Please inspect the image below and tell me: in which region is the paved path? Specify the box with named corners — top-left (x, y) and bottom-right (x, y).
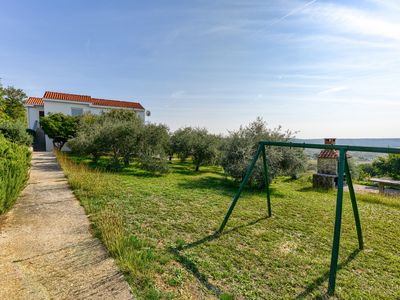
top-left (345, 184), bottom-right (400, 196)
top-left (0, 152), bottom-right (133, 299)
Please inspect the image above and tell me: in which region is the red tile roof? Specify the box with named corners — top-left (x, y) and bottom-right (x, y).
top-left (92, 98), bottom-right (144, 109)
top-left (43, 91), bottom-right (91, 102)
top-left (318, 150), bottom-right (339, 159)
top-left (26, 97), bottom-right (44, 105)
top-left (318, 149), bottom-right (351, 159)
top-left (26, 91), bottom-right (144, 110)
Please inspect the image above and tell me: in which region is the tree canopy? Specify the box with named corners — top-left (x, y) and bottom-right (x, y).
top-left (221, 117), bottom-right (306, 188)
top-left (40, 113), bottom-right (78, 150)
top-left (0, 83), bottom-right (31, 146)
top-left (0, 85), bottom-right (27, 122)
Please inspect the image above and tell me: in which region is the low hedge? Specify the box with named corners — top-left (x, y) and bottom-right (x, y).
top-left (0, 135), bottom-right (31, 214)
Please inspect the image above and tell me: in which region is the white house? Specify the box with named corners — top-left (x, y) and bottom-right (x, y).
top-left (25, 91), bottom-right (145, 151)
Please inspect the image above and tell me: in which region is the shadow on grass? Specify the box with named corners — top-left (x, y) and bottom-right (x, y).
top-left (172, 215), bottom-right (361, 298)
top-left (169, 248), bottom-right (224, 296)
top-left (169, 216), bottom-right (270, 296)
top-left (295, 248), bottom-right (361, 299)
top-left (177, 176), bottom-right (286, 198)
top-left (297, 186), bottom-right (334, 194)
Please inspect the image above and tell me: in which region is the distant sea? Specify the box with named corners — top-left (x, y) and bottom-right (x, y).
top-left (294, 138), bottom-right (400, 162)
top-left (295, 138), bottom-right (400, 148)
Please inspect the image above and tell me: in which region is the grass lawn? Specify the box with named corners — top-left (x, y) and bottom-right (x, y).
top-left (57, 153), bottom-right (400, 299)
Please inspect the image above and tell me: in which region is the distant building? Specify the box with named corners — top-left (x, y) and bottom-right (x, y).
top-left (25, 91), bottom-right (145, 151)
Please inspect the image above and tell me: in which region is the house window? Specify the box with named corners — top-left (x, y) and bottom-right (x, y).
top-left (39, 111), bottom-right (45, 117)
top-left (71, 108), bottom-right (83, 116)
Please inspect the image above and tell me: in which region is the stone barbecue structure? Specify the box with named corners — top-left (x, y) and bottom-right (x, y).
top-left (313, 138), bottom-right (345, 189)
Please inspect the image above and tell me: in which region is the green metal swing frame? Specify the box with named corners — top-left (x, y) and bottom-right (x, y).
top-left (218, 141), bottom-right (400, 295)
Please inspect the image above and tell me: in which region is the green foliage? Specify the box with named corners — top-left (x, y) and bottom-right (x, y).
top-left (170, 127), bottom-right (194, 162)
top-left (221, 117), bottom-right (306, 188)
top-left (139, 155), bottom-right (170, 174)
top-left (0, 85), bottom-right (27, 122)
top-left (40, 113), bottom-right (78, 150)
top-left (0, 119), bottom-right (32, 146)
top-left (67, 114), bottom-right (103, 162)
top-left (69, 110), bottom-right (140, 168)
top-left (0, 135), bottom-right (31, 214)
top-left (387, 154), bottom-right (400, 179)
top-left (139, 123), bottom-right (170, 173)
top-left (170, 127), bottom-right (220, 171)
top-left (70, 110), bottom-right (170, 172)
top-left (359, 154), bottom-right (400, 180)
top-left (103, 112), bottom-right (142, 168)
top-left (189, 128), bottom-right (220, 171)
top-left (0, 83), bottom-right (31, 214)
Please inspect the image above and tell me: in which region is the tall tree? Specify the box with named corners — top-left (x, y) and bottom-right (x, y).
top-left (190, 128), bottom-right (220, 171)
top-left (0, 85), bottom-right (27, 122)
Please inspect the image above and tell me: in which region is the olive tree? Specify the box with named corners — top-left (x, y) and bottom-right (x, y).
top-left (69, 109), bottom-right (143, 168)
top-left (189, 128), bottom-right (220, 171)
top-left (221, 117), bottom-right (306, 188)
top-left (138, 123), bottom-right (170, 173)
top-left (170, 127), bottom-right (193, 162)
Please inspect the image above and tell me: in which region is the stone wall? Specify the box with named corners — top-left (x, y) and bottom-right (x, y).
top-left (313, 174), bottom-right (336, 189)
top-left (317, 158), bottom-right (338, 175)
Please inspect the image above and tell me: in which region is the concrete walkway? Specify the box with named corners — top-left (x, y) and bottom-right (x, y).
top-left (0, 152), bottom-right (133, 299)
top-left (345, 183), bottom-right (400, 196)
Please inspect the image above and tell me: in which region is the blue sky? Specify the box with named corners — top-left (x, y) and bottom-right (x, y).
top-left (1, 0), bottom-right (399, 138)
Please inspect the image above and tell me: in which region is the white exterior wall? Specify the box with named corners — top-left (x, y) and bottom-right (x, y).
top-left (27, 106), bottom-right (43, 129)
top-left (44, 100), bottom-right (104, 116)
top-left (136, 110), bottom-right (145, 121)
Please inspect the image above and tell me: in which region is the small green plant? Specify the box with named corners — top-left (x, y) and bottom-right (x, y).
top-left (167, 268), bottom-right (184, 286)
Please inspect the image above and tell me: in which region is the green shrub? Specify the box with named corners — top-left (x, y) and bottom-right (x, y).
top-left (0, 135), bottom-right (31, 214)
top-left (139, 155), bottom-right (169, 174)
top-left (0, 120), bottom-right (32, 146)
top-left (359, 155), bottom-right (400, 180)
top-left (40, 113), bottom-right (78, 150)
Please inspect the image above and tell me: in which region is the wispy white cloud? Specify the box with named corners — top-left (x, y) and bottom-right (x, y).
top-left (170, 90), bottom-right (186, 98)
top-left (302, 2), bottom-right (400, 41)
top-left (367, 0), bottom-right (400, 11)
top-left (318, 86), bottom-right (349, 95)
top-left (269, 0), bottom-right (317, 27)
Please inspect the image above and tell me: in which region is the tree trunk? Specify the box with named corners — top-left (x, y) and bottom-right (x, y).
top-left (123, 155), bottom-right (130, 167)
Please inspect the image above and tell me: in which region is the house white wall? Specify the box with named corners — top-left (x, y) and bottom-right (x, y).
top-left (27, 106), bottom-right (43, 129)
top-left (43, 100), bottom-right (104, 116)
